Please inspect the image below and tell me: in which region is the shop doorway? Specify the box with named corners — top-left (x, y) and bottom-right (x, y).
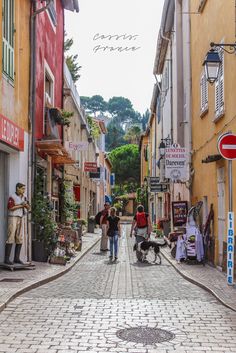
top-left (0, 152), bottom-right (8, 262)
top-left (217, 167), bottom-right (225, 267)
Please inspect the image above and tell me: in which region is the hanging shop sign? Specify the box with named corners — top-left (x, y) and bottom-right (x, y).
top-left (165, 144), bottom-right (187, 181)
top-left (172, 201), bottom-right (188, 226)
top-left (0, 114), bottom-right (24, 151)
top-left (89, 167), bottom-right (100, 179)
top-left (65, 141), bottom-right (88, 152)
top-left (149, 177), bottom-right (168, 192)
top-left (84, 162), bottom-right (97, 172)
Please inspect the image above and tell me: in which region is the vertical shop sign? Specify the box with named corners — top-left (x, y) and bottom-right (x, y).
top-left (227, 212), bottom-right (234, 285)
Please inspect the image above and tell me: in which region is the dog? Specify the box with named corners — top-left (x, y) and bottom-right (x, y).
top-left (133, 240), bottom-right (167, 264)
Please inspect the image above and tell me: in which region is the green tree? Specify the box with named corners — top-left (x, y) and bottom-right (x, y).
top-left (141, 109), bottom-right (150, 131)
top-left (81, 95), bottom-right (107, 116)
top-left (109, 144), bottom-right (140, 187)
top-left (64, 34), bottom-right (81, 83)
top-left (107, 96), bottom-right (136, 124)
top-left (105, 121), bottom-right (126, 151)
top-left (124, 126), bottom-right (141, 144)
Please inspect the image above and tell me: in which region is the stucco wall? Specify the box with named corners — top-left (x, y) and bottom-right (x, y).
top-left (190, 0), bottom-right (236, 266)
top-left (0, 0), bottom-right (30, 131)
top-left (35, 0), bottom-right (64, 139)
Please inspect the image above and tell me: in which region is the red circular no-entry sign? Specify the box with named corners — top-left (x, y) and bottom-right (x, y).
top-left (218, 133), bottom-right (236, 160)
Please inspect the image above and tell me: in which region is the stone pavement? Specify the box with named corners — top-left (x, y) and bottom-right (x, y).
top-left (0, 229), bottom-right (101, 312)
top-left (161, 244), bottom-right (236, 312)
top-left (0, 224), bottom-right (235, 353)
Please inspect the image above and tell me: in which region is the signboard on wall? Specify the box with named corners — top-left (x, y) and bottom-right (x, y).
top-left (84, 162), bottom-right (97, 172)
top-left (0, 114), bottom-right (24, 151)
top-left (165, 144), bottom-right (187, 181)
top-left (172, 201), bottom-right (188, 226)
top-left (65, 141), bottom-right (88, 152)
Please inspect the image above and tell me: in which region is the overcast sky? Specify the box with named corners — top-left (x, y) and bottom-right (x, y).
top-left (65, 0), bottom-right (165, 114)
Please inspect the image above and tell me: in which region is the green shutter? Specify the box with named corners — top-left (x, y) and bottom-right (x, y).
top-left (2, 0), bottom-right (14, 81)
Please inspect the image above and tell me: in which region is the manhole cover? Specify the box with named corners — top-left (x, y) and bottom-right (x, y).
top-left (0, 278), bottom-right (24, 282)
top-left (116, 326), bottom-right (175, 345)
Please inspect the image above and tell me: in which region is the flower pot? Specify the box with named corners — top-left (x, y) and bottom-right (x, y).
top-left (88, 218), bottom-right (95, 233)
top-left (32, 240), bottom-right (49, 262)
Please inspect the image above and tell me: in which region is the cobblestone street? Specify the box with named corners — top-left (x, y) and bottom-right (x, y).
top-left (0, 224), bottom-right (236, 353)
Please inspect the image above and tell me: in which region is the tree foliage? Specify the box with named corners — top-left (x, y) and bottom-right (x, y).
top-left (80, 94), bottom-right (149, 150)
top-left (109, 144), bottom-right (140, 186)
top-left (64, 34), bottom-right (81, 83)
top-left (105, 121), bottom-right (126, 151)
top-left (124, 126), bottom-right (141, 145)
top-left (80, 95), bottom-right (107, 116)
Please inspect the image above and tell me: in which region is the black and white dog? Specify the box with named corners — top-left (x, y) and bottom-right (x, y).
top-left (133, 240), bottom-right (167, 264)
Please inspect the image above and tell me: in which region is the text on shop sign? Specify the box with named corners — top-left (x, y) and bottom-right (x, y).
top-left (0, 114), bottom-right (24, 151)
top-left (227, 212), bottom-right (234, 285)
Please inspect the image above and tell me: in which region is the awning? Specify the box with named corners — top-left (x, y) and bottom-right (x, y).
top-left (36, 139), bottom-right (75, 164)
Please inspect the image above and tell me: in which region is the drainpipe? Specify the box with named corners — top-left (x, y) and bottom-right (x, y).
top-left (29, 0), bottom-right (54, 245)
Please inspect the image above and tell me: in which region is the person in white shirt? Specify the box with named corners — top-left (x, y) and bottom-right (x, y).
top-left (5, 183), bottom-right (30, 265)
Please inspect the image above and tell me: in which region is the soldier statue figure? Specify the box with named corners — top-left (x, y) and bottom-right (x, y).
top-left (5, 183), bottom-right (30, 265)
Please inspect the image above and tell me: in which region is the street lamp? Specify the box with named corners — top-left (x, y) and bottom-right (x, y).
top-left (203, 42), bottom-right (236, 84)
top-left (203, 49), bottom-right (221, 84)
top-left (159, 141), bottom-right (166, 158)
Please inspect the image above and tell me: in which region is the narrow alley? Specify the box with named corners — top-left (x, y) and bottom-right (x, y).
top-left (0, 224), bottom-right (235, 353)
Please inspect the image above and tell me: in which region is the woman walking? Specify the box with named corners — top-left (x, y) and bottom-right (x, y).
top-left (106, 207), bottom-right (121, 262)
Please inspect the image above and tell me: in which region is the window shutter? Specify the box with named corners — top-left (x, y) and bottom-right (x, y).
top-left (2, 0), bottom-right (14, 81)
top-left (215, 49), bottom-right (224, 118)
top-left (48, 1), bottom-right (57, 26)
top-left (200, 71), bottom-right (208, 113)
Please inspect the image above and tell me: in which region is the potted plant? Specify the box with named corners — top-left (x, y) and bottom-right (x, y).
top-left (31, 172), bottom-right (57, 262)
top-left (87, 215), bottom-right (95, 233)
top-left (49, 108), bottom-right (73, 127)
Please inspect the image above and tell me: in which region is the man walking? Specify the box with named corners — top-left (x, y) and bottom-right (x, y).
top-left (100, 202), bottom-right (111, 252)
top-left (5, 183), bottom-right (30, 265)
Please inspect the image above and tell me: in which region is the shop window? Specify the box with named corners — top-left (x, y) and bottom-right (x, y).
top-left (215, 48), bottom-right (224, 120)
top-left (52, 197), bottom-right (59, 223)
top-left (200, 71), bottom-right (208, 115)
top-left (2, 0), bottom-right (14, 82)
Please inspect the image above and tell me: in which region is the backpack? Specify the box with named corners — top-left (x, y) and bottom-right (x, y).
top-left (136, 212), bottom-right (148, 228)
top-left (95, 211), bottom-right (102, 225)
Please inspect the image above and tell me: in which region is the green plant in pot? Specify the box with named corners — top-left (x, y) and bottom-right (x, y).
top-left (32, 171), bottom-right (57, 261)
top-left (61, 180), bottom-right (78, 226)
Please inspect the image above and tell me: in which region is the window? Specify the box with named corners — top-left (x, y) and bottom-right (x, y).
top-left (44, 62), bottom-right (54, 134)
top-left (200, 71), bottom-right (208, 115)
top-left (162, 63), bottom-right (169, 94)
top-left (215, 48), bottom-right (224, 120)
top-left (47, 0), bottom-right (57, 27)
top-left (2, 0), bottom-right (14, 81)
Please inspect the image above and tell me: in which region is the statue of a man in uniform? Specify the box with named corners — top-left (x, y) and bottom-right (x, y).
top-left (5, 183), bottom-right (30, 265)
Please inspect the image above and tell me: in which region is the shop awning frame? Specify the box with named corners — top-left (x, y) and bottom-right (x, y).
top-left (36, 139), bottom-right (75, 164)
